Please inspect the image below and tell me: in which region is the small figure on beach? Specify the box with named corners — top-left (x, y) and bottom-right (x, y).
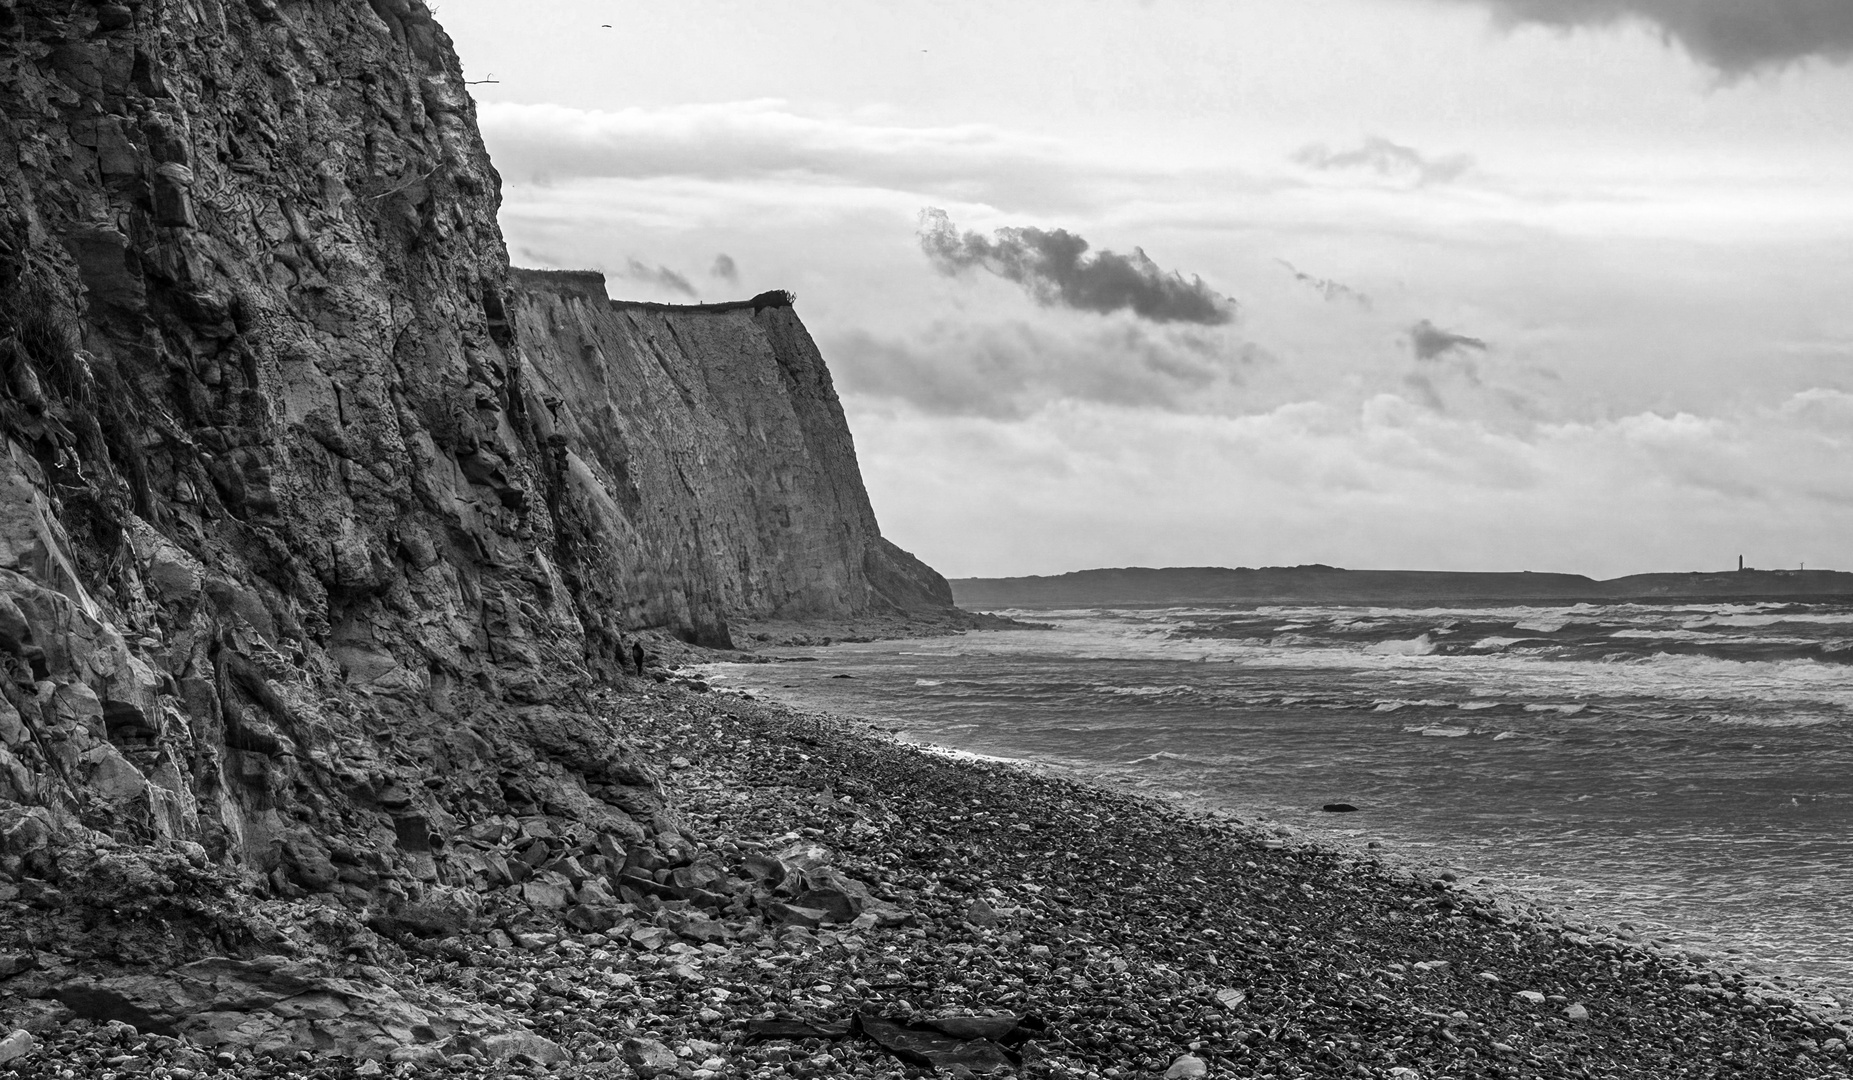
top-left (632, 640), bottom-right (647, 677)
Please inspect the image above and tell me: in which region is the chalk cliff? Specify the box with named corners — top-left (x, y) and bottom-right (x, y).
top-left (507, 270), bottom-right (953, 655)
top-left (0, 0), bottom-right (951, 1058)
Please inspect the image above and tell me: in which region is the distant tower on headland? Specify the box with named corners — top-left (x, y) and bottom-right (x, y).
top-left (1737, 555), bottom-right (1744, 571)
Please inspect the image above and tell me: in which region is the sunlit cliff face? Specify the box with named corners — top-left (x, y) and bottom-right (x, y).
top-left (441, 0), bottom-right (1853, 578)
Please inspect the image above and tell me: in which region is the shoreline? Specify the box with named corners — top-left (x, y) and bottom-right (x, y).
top-left (669, 678), bottom-right (1853, 1074)
top-left (749, 683), bottom-right (1853, 1029)
top-left (701, 625), bottom-right (1853, 1016)
top-left (686, 685), bottom-right (1853, 1074)
top-left (7, 679), bottom-right (1848, 1077)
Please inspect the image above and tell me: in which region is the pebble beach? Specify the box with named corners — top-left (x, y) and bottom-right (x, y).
top-left (5, 678), bottom-right (1850, 1079)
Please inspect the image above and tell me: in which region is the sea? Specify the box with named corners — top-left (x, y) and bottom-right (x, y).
top-left (701, 600), bottom-right (1853, 1008)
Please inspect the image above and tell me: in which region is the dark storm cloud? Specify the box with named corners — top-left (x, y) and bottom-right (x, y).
top-left (619, 258), bottom-right (697, 297)
top-left (710, 254), bottom-right (739, 282)
top-left (826, 321), bottom-right (1257, 419)
top-left (917, 209), bottom-right (1236, 326)
top-left (1437, 0), bottom-right (1853, 72)
top-left (1278, 260), bottom-right (1373, 309)
top-left (1410, 319), bottom-right (1489, 360)
top-left (1292, 137), bottom-right (1474, 185)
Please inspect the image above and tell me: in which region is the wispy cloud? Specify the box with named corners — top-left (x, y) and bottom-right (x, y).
top-left (853, 389), bottom-right (1853, 578)
top-left (917, 209), bottom-right (1237, 325)
top-left (1278, 260), bottom-right (1373, 308)
top-left (618, 258), bottom-right (697, 297)
top-left (1431, 0), bottom-right (1853, 73)
top-left (1292, 136), bottom-right (1474, 186)
top-left (1410, 319), bottom-right (1489, 360)
top-left (477, 100), bottom-right (1092, 210)
top-left (827, 320), bottom-right (1255, 419)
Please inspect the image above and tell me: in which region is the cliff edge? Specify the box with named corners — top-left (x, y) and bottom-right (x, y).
top-left (0, 0), bottom-right (953, 1061)
top-left (508, 268), bottom-right (953, 655)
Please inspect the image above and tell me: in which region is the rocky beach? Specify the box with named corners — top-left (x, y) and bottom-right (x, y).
top-left (7, 670), bottom-right (1848, 1079)
top-left (2, 1), bottom-right (1849, 1078)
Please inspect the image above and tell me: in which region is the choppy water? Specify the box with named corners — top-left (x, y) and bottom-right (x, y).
top-left (703, 601), bottom-right (1853, 1005)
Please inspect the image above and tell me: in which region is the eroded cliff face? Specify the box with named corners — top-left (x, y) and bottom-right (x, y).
top-left (0, 0), bottom-right (951, 1058)
top-left (509, 270), bottom-right (952, 655)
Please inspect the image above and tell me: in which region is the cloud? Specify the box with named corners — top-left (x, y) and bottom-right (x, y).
top-left (1432, 0), bottom-right (1853, 73)
top-left (1278, 260), bottom-right (1372, 309)
top-left (826, 321), bottom-right (1257, 419)
top-left (1409, 319), bottom-right (1489, 360)
top-left (1292, 136), bottom-right (1474, 185)
top-left (917, 208), bottom-right (1237, 325)
top-left (477, 100), bottom-right (1094, 211)
top-left (853, 390), bottom-right (1853, 579)
top-left (618, 258), bottom-right (696, 297)
top-left (710, 254), bottom-right (739, 282)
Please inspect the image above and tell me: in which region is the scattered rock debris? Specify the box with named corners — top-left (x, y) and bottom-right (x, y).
top-left (4, 685), bottom-right (1849, 1078)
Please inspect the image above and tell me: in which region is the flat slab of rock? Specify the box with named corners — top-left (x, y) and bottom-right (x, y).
top-left (49, 956), bottom-right (565, 1064)
top-left (855, 1013), bottom-right (1029, 1072)
top-left (744, 1018), bottom-right (854, 1041)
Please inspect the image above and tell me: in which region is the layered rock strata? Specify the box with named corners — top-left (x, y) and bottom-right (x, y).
top-left (0, 0), bottom-right (954, 1060)
top-left (507, 269), bottom-right (953, 653)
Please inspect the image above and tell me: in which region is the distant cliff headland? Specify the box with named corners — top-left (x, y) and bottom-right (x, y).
top-left (953, 565), bottom-right (1853, 607)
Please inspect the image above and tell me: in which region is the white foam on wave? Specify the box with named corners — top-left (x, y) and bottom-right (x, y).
top-left (1708, 711), bottom-right (1849, 729)
top-left (1374, 699), bottom-right (1451, 712)
top-left (1364, 634), bottom-right (1436, 656)
top-left (902, 740), bottom-right (1030, 767)
top-left (1269, 633), bottom-right (1321, 647)
top-left (914, 678), bottom-right (944, 687)
top-left (1471, 636), bottom-right (1531, 650)
top-left (1406, 725), bottom-right (1475, 738)
top-left (1683, 612), bottom-right (1853, 629)
top-left (1610, 629), bottom-right (1823, 646)
top-left (1126, 750), bottom-right (1196, 764)
top-left (776, 605), bottom-right (1853, 719)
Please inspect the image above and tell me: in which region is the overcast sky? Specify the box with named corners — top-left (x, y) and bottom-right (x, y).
top-left (436, 0), bottom-right (1853, 579)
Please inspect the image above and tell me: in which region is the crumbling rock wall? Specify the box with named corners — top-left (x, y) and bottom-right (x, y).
top-left (0, 0), bottom-right (953, 1058)
top-left (0, 0), bottom-right (649, 902)
top-left (508, 269), bottom-right (954, 658)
